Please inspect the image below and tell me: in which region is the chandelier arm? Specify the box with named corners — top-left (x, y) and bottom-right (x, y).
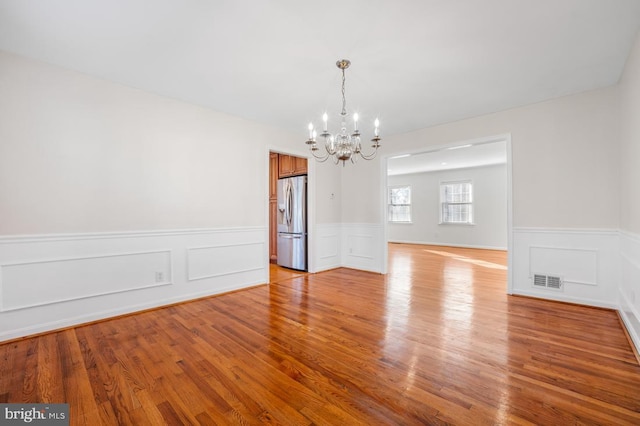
top-left (310, 149), bottom-right (331, 162)
top-left (358, 146), bottom-right (380, 160)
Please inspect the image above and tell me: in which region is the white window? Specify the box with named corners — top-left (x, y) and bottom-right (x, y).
top-left (388, 186), bottom-right (411, 223)
top-left (440, 181), bottom-right (473, 224)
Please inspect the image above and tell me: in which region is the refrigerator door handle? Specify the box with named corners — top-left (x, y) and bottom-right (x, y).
top-left (279, 233), bottom-right (302, 239)
top-left (285, 180), bottom-right (293, 226)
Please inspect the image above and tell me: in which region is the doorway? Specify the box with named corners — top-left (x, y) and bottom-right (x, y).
top-left (268, 151), bottom-right (309, 281)
top-left (383, 135), bottom-right (512, 292)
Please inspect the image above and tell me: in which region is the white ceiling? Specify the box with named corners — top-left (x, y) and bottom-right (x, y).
top-left (387, 140), bottom-right (507, 176)
top-left (1, 1), bottom-right (639, 137)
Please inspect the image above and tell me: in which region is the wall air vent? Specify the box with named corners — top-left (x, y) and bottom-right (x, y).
top-left (532, 274), bottom-right (563, 291)
top-left (533, 274), bottom-right (547, 287)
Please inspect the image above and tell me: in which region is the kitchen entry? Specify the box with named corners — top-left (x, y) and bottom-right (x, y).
top-left (269, 153), bottom-right (308, 271)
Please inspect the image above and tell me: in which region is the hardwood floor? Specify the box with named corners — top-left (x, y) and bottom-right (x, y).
top-left (2, 243), bottom-right (640, 425)
top-left (269, 263), bottom-right (307, 283)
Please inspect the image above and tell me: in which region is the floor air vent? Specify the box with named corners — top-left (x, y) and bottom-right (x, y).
top-left (533, 274), bottom-right (563, 290)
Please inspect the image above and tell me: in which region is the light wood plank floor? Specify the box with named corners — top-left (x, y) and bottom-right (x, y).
top-left (2, 243), bottom-right (640, 425)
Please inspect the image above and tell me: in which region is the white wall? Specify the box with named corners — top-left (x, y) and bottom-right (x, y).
top-left (0, 50), bottom-right (305, 235)
top-left (348, 86), bottom-right (620, 229)
top-left (620, 33), bottom-right (640, 236)
top-left (313, 159), bottom-right (343, 224)
top-left (388, 164), bottom-right (507, 249)
top-left (618, 31), bottom-right (640, 351)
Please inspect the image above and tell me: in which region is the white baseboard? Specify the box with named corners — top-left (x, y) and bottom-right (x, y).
top-left (511, 289), bottom-right (619, 310)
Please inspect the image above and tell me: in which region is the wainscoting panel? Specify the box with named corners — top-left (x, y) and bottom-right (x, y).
top-left (1, 250), bottom-right (171, 311)
top-left (314, 224), bottom-right (341, 272)
top-left (187, 242), bottom-right (263, 282)
top-left (529, 246), bottom-right (598, 286)
top-left (341, 223), bottom-right (384, 273)
top-left (0, 227), bottom-right (267, 341)
top-left (620, 231), bottom-right (640, 354)
top-left (347, 234), bottom-right (374, 259)
top-left (512, 228), bottom-right (619, 308)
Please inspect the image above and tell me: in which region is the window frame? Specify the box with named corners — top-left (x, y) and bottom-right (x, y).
top-left (388, 185), bottom-right (412, 223)
top-left (439, 180), bottom-right (474, 225)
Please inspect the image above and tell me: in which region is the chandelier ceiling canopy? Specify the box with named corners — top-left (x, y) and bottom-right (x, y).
top-left (305, 59), bottom-right (381, 165)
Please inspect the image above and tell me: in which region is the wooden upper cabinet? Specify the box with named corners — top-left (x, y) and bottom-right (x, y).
top-left (278, 154), bottom-right (307, 178)
top-left (278, 154), bottom-right (294, 178)
top-left (293, 156), bottom-right (308, 176)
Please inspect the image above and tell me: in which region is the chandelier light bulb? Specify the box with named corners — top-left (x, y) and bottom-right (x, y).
top-left (308, 122), bottom-right (313, 139)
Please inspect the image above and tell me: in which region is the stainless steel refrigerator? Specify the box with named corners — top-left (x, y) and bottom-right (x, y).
top-left (277, 175), bottom-right (307, 271)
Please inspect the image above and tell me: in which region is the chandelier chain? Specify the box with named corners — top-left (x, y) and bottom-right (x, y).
top-left (341, 68), bottom-right (347, 116)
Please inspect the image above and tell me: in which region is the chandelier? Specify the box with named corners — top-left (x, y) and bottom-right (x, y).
top-left (305, 59), bottom-right (381, 165)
